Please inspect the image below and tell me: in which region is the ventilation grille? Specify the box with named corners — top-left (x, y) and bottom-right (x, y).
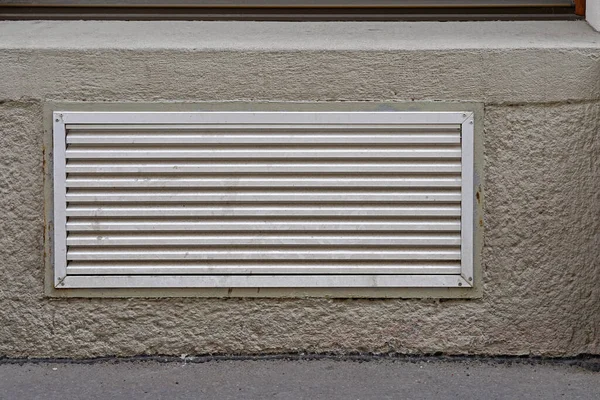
top-left (53, 111), bottom-right (474, 288)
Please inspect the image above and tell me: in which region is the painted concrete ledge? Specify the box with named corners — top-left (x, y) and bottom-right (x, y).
top-left (0, 21), bottom-right (599, 104)
top-left (0, 20), bottom-right (599, 51)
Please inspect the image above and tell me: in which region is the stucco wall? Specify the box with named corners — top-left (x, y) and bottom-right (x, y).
top-left (0, 21), bottom-right (598, 358)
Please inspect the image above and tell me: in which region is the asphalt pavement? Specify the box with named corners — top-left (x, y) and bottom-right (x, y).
top-left (0, 357), bottom-right (598, 399)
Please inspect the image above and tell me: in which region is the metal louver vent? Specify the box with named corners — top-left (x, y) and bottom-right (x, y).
top-left (52, 111), bottom-right (474, 289)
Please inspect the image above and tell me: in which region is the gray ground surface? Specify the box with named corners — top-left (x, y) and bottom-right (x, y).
top-left (0, 358), bottom-right (598, 399)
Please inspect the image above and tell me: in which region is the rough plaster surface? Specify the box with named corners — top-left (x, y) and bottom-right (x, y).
top-left (0, 21), bottom-right (598, 358)
top-left (1, 49), bottom-right (600, 105)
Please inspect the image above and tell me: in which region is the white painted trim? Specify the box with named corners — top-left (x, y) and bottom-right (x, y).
top-left (61, 275), bottom-right (471, 289)
top-left (52, 112), bottom-right (67, 287)
top-left (587, 0), bottom-right (600, 31)
top-left (460, 114), bottom-right (475, 286)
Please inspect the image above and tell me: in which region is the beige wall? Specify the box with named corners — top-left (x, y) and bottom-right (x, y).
top-left (0, 21), bottom-right (598, 358)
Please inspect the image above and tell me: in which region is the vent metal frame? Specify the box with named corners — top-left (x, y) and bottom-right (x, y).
top-left (52, 110), bottom-right (474, 290)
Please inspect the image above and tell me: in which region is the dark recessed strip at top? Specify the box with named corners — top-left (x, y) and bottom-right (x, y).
top-left (0, 0), bottom-right (579, 20)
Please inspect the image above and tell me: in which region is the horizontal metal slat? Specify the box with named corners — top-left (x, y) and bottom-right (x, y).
top-left (66, 263), bottom-right (462, 275)
top-left (65, 161), bottom-right (462, 174)
top-left (65, 190), bottom-right (462, 203)
top-left (65, 176), bottom-right (461, 188)
top-left (61, 112), bottom-right (469, 125)
top-left (66, 133), bottom-right (460, 145)
top-left (66, 233), bottom-right (462, 246)
top-left (66, 219), bottom-right (461, 231)
top-left (65, 205), bottom-right (461, 217)
top-left (66, 249), bottom-right (462, 261)
top-left (65, 124), bottom-right (461, 131)
top-left (65, 146), bottom-right (462, 159)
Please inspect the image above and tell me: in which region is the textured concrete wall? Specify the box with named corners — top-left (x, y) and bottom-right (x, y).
top-left (0, 21), bottom-right (598, 358)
